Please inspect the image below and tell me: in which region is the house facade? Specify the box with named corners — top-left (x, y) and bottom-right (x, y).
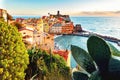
top-left (0, 9), bottom-right (7, 22)
top-left (46, 11), bottom-right (74, 34)
top-left (19, 27), bottom-right (34, 44)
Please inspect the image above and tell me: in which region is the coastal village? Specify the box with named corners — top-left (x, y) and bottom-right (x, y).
top-left (1, 8), bottom-right (120, 64)
top-left (1, 8), bottom-right (120, 66)
top-left (0, 9), bottom-right (83, 67)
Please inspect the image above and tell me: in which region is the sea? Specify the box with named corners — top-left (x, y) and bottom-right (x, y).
top-left (13, 16), bottom-right (120, 68)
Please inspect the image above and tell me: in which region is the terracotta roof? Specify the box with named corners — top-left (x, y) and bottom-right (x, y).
top-left (18, 27), bottom-right (34, 32)
top-left (53, 50), bottom-right (69, 61)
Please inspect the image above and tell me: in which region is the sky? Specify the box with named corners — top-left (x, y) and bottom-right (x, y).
top-left (1, 0), bottom-right (120, 16)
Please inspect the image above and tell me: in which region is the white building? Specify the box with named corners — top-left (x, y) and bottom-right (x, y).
top-left (49, 23), bottom-right (62, 34)
top-left (19, 27), bottom-right (34, 44)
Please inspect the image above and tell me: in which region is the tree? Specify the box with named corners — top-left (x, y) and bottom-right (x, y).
top-left (7, 13), bottom-right (13, 20)
top-left (25, 48), bottom-right (71, 80)
top-left (12, 22), bottom-right (23, 29)
top-left (0, 21), bottom-right (29, 80)
top-left (0, 18), bottom-right (4, 22)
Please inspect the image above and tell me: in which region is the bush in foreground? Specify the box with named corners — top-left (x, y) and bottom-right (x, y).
top-left (25, 48), bottom-right (71, 80)
top-left (0, 21), bottom-right (29, 80)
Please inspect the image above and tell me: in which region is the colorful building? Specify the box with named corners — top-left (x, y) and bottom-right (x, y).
top-left (19, 27), bottom-right (34, 44)
top-left (49, 22), bottom-right (62, 34)
top-left (61, 22), bottom-right (74, 34)
top-left (0, 9), bottom-right (7, 22)
top-left (47, 11), bottom-right (74, 34)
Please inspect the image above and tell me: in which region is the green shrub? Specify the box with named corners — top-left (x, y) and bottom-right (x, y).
top-left (0, 18), bottom-right (4, 22)
top-left (25, 48), bottom-right (71, 80)
top-left (0, 21), bottom-right (29, 80)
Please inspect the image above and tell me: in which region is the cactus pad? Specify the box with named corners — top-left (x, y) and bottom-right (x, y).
top-left (87, 36), bottom-right (111, 72)
top-left (71, 45), bottom-right (96, 73)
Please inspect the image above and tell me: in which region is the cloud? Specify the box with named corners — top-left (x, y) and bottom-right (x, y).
top-left (72, 11), bottom-right (120, 16)
top-left (115, 11), bottom-right (120, 14)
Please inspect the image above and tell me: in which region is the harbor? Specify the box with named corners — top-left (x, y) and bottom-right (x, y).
top-left (62, 31), bottom-right (120, 45)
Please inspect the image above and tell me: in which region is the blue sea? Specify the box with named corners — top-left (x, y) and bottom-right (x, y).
top-left (71, 17), bottom-right (120, 39)
top-left (14, 16), bottom-right (120, 68)
top-left (56, 17), bottom-right (120, 68)
top-left (14, 16), bottom-right (120, 39)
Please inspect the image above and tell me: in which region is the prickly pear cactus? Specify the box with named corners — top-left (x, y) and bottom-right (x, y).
top-left (71, 35), bottom-right (120, 80)
top-left (87, 36), bottom-right (111, 72)
top-left (108, 43), bottom-right (120, 56)
top-left (89, 71), bottom-right (102, 80)
top-left (71, 45), bottom-right (96, 74)
top-left (73, 71), bottom-right (89, 80)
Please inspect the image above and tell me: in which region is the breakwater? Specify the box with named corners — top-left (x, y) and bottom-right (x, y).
top-left (61, 31), bottom-right (120, 45)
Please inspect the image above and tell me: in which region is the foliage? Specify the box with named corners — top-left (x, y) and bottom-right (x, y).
top-left (71, 45), bottom-right (96, 74)
top-left (0, 18), bottom-right (4, 22)
top-left (87, 36), bottom-right (111, 73)
top-left (71, 35), bottom-right (120, 80)
top-left (25, 48), bottom-right (71, 80)
top-left (108, 43), bottom-right (120, 56)
top-left (73, 71), bottom-right (89, 80)
top-left (11, 22), bottom-right (23, 29)
top-left (7, 13), bottom-right (13, 20)
top-left (0, 21), bottom-right (29, 80)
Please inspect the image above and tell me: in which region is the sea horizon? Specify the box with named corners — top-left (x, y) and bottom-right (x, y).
top-left (13, 15), bottom-right (120, 18)
top-left (13, 15), bottom-right (120, 39)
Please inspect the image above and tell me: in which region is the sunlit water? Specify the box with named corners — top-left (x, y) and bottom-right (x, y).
top-left (71, 17), bottom-right (120, 39)
top-left (55, 17), bottom-right (120, 68)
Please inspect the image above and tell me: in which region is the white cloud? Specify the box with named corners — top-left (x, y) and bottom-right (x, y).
top-left (67, 0), bottom-right (120, 12)
top-left (2, 0), bottom-right (120, 15)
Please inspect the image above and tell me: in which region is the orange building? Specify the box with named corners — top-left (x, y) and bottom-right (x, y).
top-left (61, 22), bottom-right (74, 34)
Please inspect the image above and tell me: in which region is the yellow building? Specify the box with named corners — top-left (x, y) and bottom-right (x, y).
top-left (37, 18), bottom-right (44, 32)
